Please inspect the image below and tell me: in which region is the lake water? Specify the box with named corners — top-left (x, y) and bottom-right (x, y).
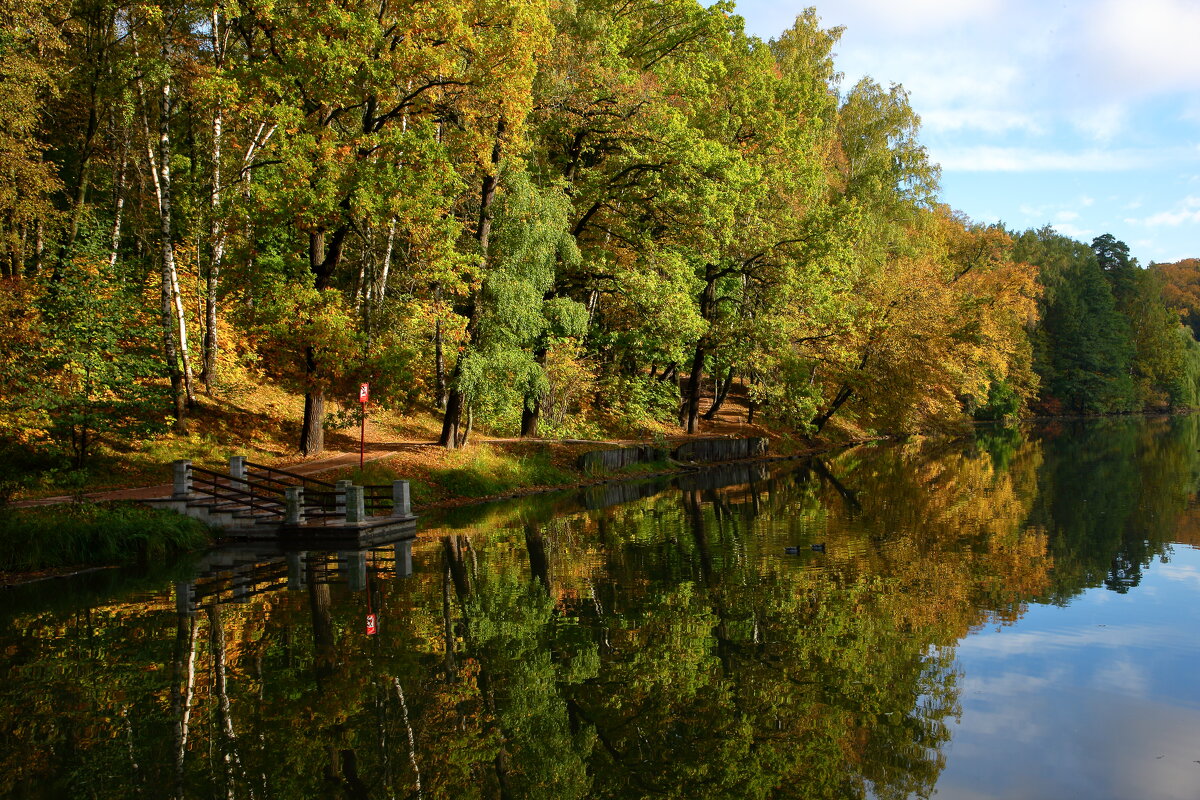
top-left (3, 417), bottom-right (1200, 799)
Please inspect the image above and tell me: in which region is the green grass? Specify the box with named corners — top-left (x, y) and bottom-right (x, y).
top-left (0, 502), bottom-right (212, 572)
top-left (432, 449), bottom-right (573, 498)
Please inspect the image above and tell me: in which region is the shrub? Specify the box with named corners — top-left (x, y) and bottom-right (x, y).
top-left (0, 502), bottom-right (211, 572)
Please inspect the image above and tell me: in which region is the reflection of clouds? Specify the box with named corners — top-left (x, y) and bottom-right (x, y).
top-left (1091, 658), bottom-right (1149, 696)
top-left (934, 543), bottom-right (1200, 798)
top-left (958, 624), bottom-right (1177, 657)
top-left (1158, 563), bottom-right (1200, 587)
top-left (955, 669), bottom-right (1065, 740)
top-left (944, 684), bottom-right (1200, 800)
top-left (959, 667), bottom-right (1064, 699)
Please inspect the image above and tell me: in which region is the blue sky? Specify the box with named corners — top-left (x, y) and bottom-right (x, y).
top-left (730, 0), bottom-right (1200, 265)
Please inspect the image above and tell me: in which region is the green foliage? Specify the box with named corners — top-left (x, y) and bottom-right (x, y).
top-left (972, 378), bottom-right (1022, 422)
top-left (432, 449), bottom-right (572, 498)
top-left (2, 0), bottom-right (1195, 469)
top-left (1017, 227), bottom-right (1135, 414)
top-left (3, 258), bottom-right (171, 468)
top-left (599, 373), bottom-right (681, 427)
top-left (0, 501), bottom-right (210, 571)
top-left (1167, 326), bottom-right (1200, 407)
top-left (458, 169), bottom-right (583, 428)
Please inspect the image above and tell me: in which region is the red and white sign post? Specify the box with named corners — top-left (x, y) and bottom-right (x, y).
top-left (359, 382), bottom-right (369, 470)
top-left (366, 613), bottom-right (378, 636)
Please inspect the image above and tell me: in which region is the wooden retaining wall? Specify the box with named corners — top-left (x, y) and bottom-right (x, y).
top-left (671, 437), bottom-right (769, 463)
top-left (577, 437), bottom-right (770, 472)
top-left (577, 445), bottom-right (669, 472)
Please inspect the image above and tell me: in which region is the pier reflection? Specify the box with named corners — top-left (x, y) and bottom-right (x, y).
top-left (173, 535), bottom-right (415, 615)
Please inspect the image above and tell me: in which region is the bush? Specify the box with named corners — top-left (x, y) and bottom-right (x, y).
top-left (0, 502), bottom-right (211, 572)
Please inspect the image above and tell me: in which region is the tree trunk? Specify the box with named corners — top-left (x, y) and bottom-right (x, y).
top-left (438, 386), bottom-right (463, 448)
top-left (376, 217), bottom-right (396, 303)
top-left (683, 341), bottom-right (705, 434)
top-left (811, 384), bottom-right (853, 434)
top-left (298, 226), bottom-right (348, 454)
top-left (460, 404), bottom-right (473, 447)
top-left (308, 563), bottom-right (336, 691)
top-left (520, 397), bottom-right (541, 438)
top-left (524, 524), bottom-right (550, 589)
top-left (136, 38), bottom-right (191, 426)
top-left (683, 269), bottom-right (717, 433)
top-left (434, 316), bottom-right (447, 409)
top-left (702, 367), bottom-right (735, 420)
top-left (54, 104), bottom-right (97, 276)
top-left (439, 118), bottom-right (504, 448)
top-left (170, 614), bottom-right (198, 800)
top-left (520, 346), bottom-right (547, 437)
top-left (202, 13), bottom-right (225, 390)
top-left (300, 347), bottom-right (325, 455)
top-left (746, 370), bottom-right (759, 424)
top-left (108, 153), bottom-right (126, 271)
top-left (32, 219), bottom-right (43, 277)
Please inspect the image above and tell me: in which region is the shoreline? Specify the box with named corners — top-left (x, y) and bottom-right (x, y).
top-left (1, 435), bottom-right (873, 587)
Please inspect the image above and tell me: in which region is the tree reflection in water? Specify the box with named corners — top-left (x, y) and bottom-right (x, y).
top-left (3, 416), bottom-right (1200, 798)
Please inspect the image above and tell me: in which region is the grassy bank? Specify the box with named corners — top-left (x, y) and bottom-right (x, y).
top-left (0, 502), bottom-right (211, 574)
top-left (320, 443), bottom-right (617, 507)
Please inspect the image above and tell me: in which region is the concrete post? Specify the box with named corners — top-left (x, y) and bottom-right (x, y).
top-left (336, 480), bottom-right (353, 516)
top-left (284, 486), bottom-right (305, 525)
top-left (345, 484), bottom-right (366, 524)
top-left (392, 480), bottom-right (411, 517)
top-left (172, 460), bottom-right (193, 500)
top-left (229, 455), bottom-right (247, 483)
top-left (175, 581), bottom-right (197, 616)
top-left (341, 551), bottom-right (367, 591)
top-left (286, 552), bottom-right (307, 590)
top-left (231, 568), bottom-right (250, 603)
top-left (396, 539), bottom-right (413, 577)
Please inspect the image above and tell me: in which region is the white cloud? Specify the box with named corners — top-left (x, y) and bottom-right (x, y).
top-left (935, 146), bottom-right (1153, 172)
top-left (1072, 103), bottom-right (1128, 142)
top-left (1083, 0), bottom-right (1200, 93)
top-left (1053, 222), bottom-right (1094, 240)
top-left (957, 623), bottom-right (1176, 657)
top-left (1128, 196), bottom-right (1200, 227)
top-left (1055, 210), bottom-right (1081, 222)
top-left (921, 109), bottom-right (1043, 135)
top-left (1091, 658), bottom-right (1150, 696)
top-left (822, 0), bottom-right (1004, 36)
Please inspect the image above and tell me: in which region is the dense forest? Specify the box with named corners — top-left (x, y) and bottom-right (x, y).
top-left (3, 0), bottom-right (1200, 471)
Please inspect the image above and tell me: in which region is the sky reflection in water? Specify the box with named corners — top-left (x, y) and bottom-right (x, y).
top-left (937, 545), bottom-right (1200, 800)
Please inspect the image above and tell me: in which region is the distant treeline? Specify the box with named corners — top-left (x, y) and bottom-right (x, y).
top-left (1, 0), bottom-right (1198, 469)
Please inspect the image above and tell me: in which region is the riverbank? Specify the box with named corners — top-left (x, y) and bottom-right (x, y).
top-left (0, 430), bottom-right (865, 587)
top-left (0, 375), bottom-right (876, 585)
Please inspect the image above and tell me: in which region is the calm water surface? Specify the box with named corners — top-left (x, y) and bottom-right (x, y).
top-left (3, 417), bottom-right (1200, 799)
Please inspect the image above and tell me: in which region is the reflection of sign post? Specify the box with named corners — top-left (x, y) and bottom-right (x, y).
top-left (366, 613), bottom-right (377, 636)
top-left (358, 383), bottom-right (369, 470)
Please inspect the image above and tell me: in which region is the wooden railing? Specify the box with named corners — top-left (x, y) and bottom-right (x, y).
top-left (173, 457), bottom-right (413, 526)
top-left (243, 460), bottom-right (336, 491)
top-left (189, 465), bottom-right (286, 518)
